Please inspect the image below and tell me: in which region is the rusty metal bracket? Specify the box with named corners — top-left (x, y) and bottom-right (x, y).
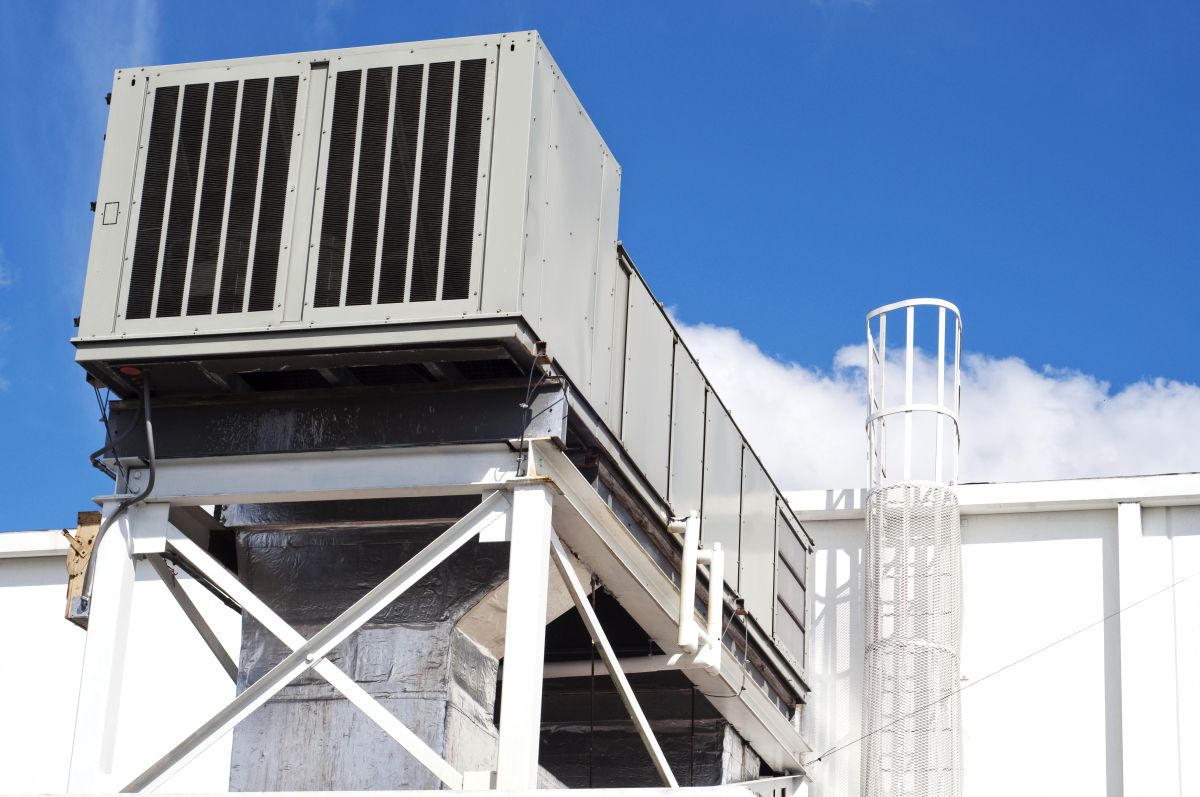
top-left (64, 511), bottom-right (101, 629)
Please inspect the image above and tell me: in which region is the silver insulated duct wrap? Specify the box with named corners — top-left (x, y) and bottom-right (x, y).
top-left (861, 483), bottom-right (962, 797)
top-left (863, 299), bottom-right (963, 797)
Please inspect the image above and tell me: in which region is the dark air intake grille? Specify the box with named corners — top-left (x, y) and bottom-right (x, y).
top-left (125, 75), bottom-right (298, 321)
top-left (186, 81), bottom-right (236, 316)
top-left (155, 82), bottom-right (208, 318)
top-left (313, 69), bottom-right (361, 308)
top-left (125, 85), bottom-right (179, 320)
top-left (443, 58), bottom-right (486, 301)
top-left (218, 78), bottom-right (267, 313)
top-left (409, 61), bottom-right (453, 303)
top-left (345, 67), bottom-right (392, 306)
top-left (312, 57), bottom-right (489, 308)
top-left (378, 64), bottom-right (423, 304)
top-left (248, 75), bottom-right (299, 312)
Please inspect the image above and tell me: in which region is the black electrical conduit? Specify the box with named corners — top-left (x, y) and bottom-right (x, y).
top-left (88, 385), bottom-right (143, 478)
top-left (75, 374), bottom-right (157, 618)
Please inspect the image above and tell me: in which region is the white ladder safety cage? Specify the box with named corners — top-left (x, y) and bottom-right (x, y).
top-left (862, 298), bottom-right (964, 797)
top-left (866, 298), bottom-right (962, 487)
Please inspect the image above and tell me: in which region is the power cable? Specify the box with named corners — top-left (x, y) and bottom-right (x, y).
top-left (76, 373), bottom-right (158, 618)
top-left (811, 567), bottom-right (1200, 766)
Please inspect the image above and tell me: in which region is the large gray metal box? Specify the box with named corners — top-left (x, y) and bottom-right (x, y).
top-left (74, 31), bottom-right (811, 677)
top-left (76, 31), bottom-right (622, 422)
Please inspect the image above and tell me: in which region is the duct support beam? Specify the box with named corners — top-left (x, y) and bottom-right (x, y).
top-left (495, 483), bottom-right (555, 790)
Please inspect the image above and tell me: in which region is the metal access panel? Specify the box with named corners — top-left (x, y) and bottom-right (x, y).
top-left (701, 397), bottom-right (743, 585)
top-left (668, 342), bottom-right (705, 516)
top-left (739, 452), bottom-right (778, 626)
top-left (774, 506), bottom-right (808, 671)
top-left (620, 278), bottom-right (674, 497)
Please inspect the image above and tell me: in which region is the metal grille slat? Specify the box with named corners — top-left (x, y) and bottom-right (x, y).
top-left (186, 81), bottom-right (237, 316)
top-left (126, 85), bottom-right (179, 320)
top-left (247, 75), bottom-right (299, 312)
top-left (346, 67), bottom-right (391, 306)
top-left (155, 83), bottom-right (209, 318)
top-left (378, 63), bottom-right (423, 304)
top-left (410, 61), bottom-right (453, 303)
top-left (217, 78), bottom-right (267, 313)
top-left (313, 69), bottom-right (362, 308)
top-left (442, 58), bottom-right (486, 301)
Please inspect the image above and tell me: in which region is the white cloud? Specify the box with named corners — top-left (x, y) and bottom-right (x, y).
top-left (676, 319), bottom-right (1200, 489)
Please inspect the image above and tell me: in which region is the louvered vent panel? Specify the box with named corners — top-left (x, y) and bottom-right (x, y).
top-left (124, 75), bottom-right (298, 321)
top-left (311, 57), bottom-right (488, 309)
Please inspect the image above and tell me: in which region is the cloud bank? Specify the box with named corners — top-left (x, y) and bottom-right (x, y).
top-left (676, 320), bottom-right (1200, 489)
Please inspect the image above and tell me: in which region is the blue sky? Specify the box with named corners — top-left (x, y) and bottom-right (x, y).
top-left (1, 1), bottom-right (1197, 529)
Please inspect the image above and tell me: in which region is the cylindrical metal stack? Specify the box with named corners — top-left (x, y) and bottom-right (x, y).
top-left (862, 300), bottom-right (963, 797)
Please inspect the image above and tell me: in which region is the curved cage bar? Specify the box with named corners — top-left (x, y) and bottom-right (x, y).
top-left (866, 298), bottom-right (963, 488)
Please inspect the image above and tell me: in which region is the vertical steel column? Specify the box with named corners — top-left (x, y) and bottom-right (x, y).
top-left (495, 483), bottom-right (554, 789)
top-left (67, 501), bottom-right (168, 792)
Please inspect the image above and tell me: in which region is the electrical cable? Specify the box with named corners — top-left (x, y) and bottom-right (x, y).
top-left (76, 373), bottom-right (158, 617)
top-left (89, 384), bottom-right (143, 481)
top-left (811, 567), bottom-right (1200, 766)
top-left (515, 356), bottom-right (556, 475)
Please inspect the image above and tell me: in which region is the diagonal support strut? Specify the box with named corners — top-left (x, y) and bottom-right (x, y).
top-left (549, 530), bottom-right (679, 788)
top-left (145, 554), bottom-right (238, 682)
top-left (124, 492), bottom-right (509, 792)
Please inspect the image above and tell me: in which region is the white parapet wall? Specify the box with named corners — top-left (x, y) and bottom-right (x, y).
top-left (790, 473), bottom-right (1200, 797)
top-left (0, 530), bottom-right (240, 794)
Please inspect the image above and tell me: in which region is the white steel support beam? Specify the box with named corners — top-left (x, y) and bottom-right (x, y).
top-left (550, 532), bottom-right (679, 788)
top-left (125, 493), bottom-right (509, 792)
top-left (145, 554), bottom-right (238, 681)
top-left (67, 502), bottom-right (136, 794)
top-left (495, 483), bottom-right (555, 790)
top-left (161, 530), bottom-right (465, 789)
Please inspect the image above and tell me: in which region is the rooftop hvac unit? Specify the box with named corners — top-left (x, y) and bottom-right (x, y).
top-left (78, 33), bottom-right (619, 402)
top-left (74, 32), bottom-right (813, 683)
